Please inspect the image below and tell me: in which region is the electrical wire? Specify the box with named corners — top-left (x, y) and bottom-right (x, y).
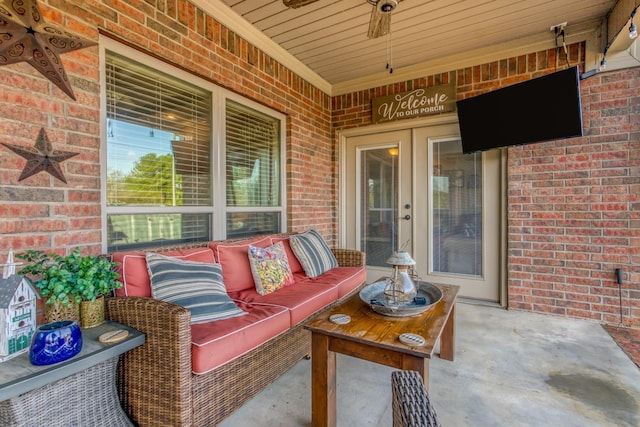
top-left (560, 29), bottom-right (570, 68)
top-left (386, 29), bottom-right (393, 74)
top-left (554, 26), bottom-right (559, 71)
top-left (554, 26), bottom-right (571, 70)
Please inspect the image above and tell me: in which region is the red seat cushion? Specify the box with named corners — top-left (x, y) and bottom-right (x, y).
top-left (112, 247), bottom-right (216, 297)
top-left (296, 267), bottom-right (366, 298)
top-left (230, 282), bottom-right (339, 326)
top-left (209, 236), bottom-right (273, 292)
top-left (191, 301), bottom-right (290, 374)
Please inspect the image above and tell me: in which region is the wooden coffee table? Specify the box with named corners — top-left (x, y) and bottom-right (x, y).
top-left (304, 283), bottom-right (459, 427)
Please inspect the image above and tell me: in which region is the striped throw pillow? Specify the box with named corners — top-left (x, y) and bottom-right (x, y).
top-left (146, 253), bottom-right (246, 324)
top-left (289, 229), bottom-right (338, 278)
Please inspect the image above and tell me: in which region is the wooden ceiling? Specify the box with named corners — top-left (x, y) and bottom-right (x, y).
top-left (217, 0), bottom-right (617, 92)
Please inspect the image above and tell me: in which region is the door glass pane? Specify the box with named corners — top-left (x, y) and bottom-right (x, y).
top-left (361, 147), bottom-right (398, 267)
top-left (431, 140), bottom-right (482, 276)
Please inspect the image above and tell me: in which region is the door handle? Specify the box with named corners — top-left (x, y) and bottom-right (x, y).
top-left (402, 215), bottom-right (411, 220)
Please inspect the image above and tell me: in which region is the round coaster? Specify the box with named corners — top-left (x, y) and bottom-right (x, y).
top-left (329, 314), bottom-right (351, 325)
top-left (399, 333), bottom-right (425, 347)
top-left (99, 329), bottom-right (129, 344)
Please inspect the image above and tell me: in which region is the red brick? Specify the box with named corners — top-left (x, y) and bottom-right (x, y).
top-left (567, 309), bottom-right (602, 320)
top-left (0, 204), bottom-right (49, 217)
top-left (532, 304), bottom-right (566, 315)
top-left (556, 300), bottom-right (590, 310)
top-left (0, 219), bottom-right (68, 234)
top-left (0, 235), bottom-right (51, 252)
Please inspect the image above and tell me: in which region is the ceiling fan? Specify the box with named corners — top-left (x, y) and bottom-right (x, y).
top-left (282, 0), bottom-right (399, 39)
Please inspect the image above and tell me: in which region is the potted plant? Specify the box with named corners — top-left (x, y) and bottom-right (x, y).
top-left (16, 248), bottom-right (121, 327)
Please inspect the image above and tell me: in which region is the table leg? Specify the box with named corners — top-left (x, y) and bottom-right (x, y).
top-left (311, 333), bottom-right (336, 427)
top-left (440, 303), bottom-right (456, 361)
top-left (401, 354), bottom-right (429, 391)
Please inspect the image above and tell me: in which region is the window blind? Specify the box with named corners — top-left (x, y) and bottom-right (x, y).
top-left (105, 51), bottom-right (212, 207)
top-left (225, 100), bottom-right (280, 207)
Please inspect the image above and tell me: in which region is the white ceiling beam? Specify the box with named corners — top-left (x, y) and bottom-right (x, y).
top-left (605, 0), bottom-right (640, 54)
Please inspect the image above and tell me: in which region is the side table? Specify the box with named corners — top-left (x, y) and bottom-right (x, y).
top-left (0, 320), bottom-right (144, 427)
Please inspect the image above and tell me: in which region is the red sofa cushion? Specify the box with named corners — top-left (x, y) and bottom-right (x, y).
top-left (112, 247), bottom-right (216, 297)
top-left (209, 236), bottom-right (273, 292)
top-left (230, 282), bottom-right (339, 326)
top-left (191, 301), bottom-right (290, 374)
top-left (296, 266), bottom-right (366, 299)
top-left (271, 236), bottom-right (304, 274)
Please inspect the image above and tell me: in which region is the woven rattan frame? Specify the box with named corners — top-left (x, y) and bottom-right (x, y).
top-left (106, 237), bottom-right (365, 426)
top-left (0, 359), bottom-right (133, 426)
top-left (191, 325), bottom-right (310, 425)
top-left (391, 370), bottom-right (441, 427)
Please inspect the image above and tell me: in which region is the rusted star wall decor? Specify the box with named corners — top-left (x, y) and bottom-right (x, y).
top-left (1, 127), bottom-right (78, 183)
top-left (0, 0), bottom-right (96, 100)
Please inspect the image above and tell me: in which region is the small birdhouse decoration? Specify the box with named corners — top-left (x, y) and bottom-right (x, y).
top-left (0, 250), bottom-right (39, 362)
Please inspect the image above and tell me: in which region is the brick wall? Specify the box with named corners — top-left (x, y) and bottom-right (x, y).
top-left (333, 44), bottom-right (585, 129)
top-left (0, 0), bottom-right (335, 262)
top-left (509, 67), bottom-right (640, 327)
top-left (331, 44), bottom-right (640, 326)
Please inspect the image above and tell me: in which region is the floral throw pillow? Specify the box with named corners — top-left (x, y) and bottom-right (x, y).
top-left (248, 241), bottom-right (295, 295)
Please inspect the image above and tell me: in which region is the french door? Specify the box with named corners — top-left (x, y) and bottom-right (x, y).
top-left (344, 130), bottom-right (413, 283)
top-left (343, 122), bottom-right (501, 302)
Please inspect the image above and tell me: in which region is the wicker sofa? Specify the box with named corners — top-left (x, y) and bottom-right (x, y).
top-left (105, 233), bottom-right (366, 426)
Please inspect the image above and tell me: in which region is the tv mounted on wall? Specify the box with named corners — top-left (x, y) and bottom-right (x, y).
top-left (456, 66), bottom-right (583, 154)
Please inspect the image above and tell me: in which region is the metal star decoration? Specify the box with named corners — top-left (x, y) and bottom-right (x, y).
top-left (2, 127), bottom-right (78, 183)
top-left (0, 0), bottom-right (96, 100)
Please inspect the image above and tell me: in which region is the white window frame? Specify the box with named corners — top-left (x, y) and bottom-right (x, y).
top-left (99, 37), bottom-right (287, 252)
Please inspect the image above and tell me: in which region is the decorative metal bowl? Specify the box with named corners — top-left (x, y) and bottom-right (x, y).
top-left (359, 279), bottom-right (443, 317)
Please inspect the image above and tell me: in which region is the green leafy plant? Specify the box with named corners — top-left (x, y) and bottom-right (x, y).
top-left (16, 248), bottom-right (121, 305)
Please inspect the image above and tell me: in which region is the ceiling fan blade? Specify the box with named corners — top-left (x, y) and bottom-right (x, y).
top-left (283, 0), bottom-right (319, 8)
top-left (367, 5), bottom-right (391, 39)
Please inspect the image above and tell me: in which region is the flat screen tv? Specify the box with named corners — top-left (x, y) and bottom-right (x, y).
top-left (456, 66), bottom-right (583, 154)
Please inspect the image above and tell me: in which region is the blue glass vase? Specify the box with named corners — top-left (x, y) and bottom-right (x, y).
top-left (29, 320), bottom-right (83, 366)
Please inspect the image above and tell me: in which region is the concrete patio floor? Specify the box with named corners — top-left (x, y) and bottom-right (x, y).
top-left (219, 303), bottom-right (640, 426)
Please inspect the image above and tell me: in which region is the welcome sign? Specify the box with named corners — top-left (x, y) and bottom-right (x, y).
top-left (372, 83), bottom-right (457, 122)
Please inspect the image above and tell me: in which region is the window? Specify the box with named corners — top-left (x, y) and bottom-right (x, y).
top-left (102, 41), bottom-right (285, 252)
top-left (225, 100), bottom-right (282, 239)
